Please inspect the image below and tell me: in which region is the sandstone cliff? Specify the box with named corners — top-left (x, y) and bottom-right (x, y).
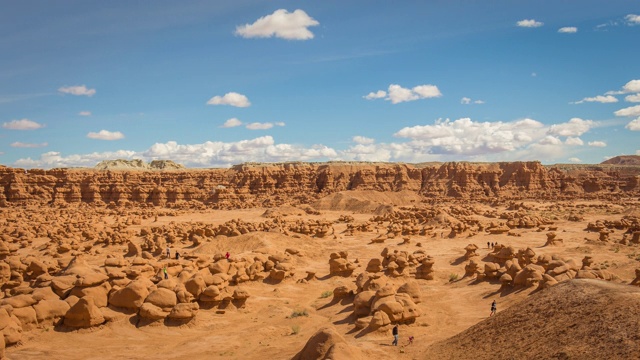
top-left (0, 161), bottom-right (638, 208)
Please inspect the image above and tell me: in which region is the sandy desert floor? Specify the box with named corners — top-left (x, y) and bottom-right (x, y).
top-left (4, 196), bottom-right (640, 360)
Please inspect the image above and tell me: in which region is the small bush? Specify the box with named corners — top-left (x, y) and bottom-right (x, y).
top-left (291, 325), bottom-right (301, 335)
top-left (449, 273), bottom-right (459, 282)
top-left (290, 309), bottom-right (309, 318)
top-left (320, 291), bottom-right (333, 298)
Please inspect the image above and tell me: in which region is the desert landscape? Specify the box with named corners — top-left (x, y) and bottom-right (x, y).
top-left (0, 158), bottom-right (638, 359)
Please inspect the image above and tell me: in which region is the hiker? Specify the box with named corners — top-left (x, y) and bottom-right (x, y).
top-left (487, 241), bottom-right (490, 249)
top-left (163, 266), bottom-right (168, 280)
top-left (490, 300), bottom-right (497, 316)
top-left (166, 246), bottom-right (170, 259)
top-left (392, 324), bottom-right (399, 346)
top-left (175, 252), bottom-right (180, 260)
top-left (491, 242), bottom-right (494, 249)
top-left (407, 336), bottom-right (414, 346)
top-left (225, 252), bottom-right (230, 260)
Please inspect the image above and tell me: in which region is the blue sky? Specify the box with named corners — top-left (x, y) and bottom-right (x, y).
top-left (1, 0), bottom-right (639, 168)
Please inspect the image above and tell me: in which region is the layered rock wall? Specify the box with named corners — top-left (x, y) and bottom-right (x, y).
top-left (0, 162), bottom-right (638, 208)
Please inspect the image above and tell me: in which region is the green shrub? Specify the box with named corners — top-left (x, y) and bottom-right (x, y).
top-left (320, 291), bottom-right (333, 298)
top-left (449, 273), bottom-right (459, 282)
top-left (291, 325), bottom-right (301, 335)
top-left (290, 309), bottom-right (309, 318)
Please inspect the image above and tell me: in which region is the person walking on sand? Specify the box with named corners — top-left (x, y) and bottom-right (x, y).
top-left (166, 246), bottom-right (170, 259)
top-left (487, 241), bottom-right (490, 249)
top-left (490, 300), bottom-right (497, 316)
top-left (225, 252), bottom-right (230, 260)
top-left (163, 266), bottom-right (168, 280)
top-left (392, 324), bottom-right (399, 346)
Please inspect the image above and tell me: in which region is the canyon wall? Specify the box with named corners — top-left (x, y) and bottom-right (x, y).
top-left (0, 161), bottom-right (638, 208)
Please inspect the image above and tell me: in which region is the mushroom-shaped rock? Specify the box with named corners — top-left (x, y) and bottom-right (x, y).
top-left (366, 258), bottom-right (383, 273)
top-left (108, 280), bottom-right (150, 309)
top-left (63, 297), bottom-right (105, 328)
top-left (34, 299), bottom-right (71, 324)
top-left (1, 294), bottom-right (36, 308)
top-left (353, 291), bottom-right (376, 317)
top-left (184, 275), bottom-right (207, 299)
top-left (499, 273), bottom-right (513, 287)
top-left (415, 256), bottom-right (435, 280)
top-left (397, 281), bottom-right (422, 304)
top-left (292, 326), bottom-right (350, 360)
top-left (74, 272), bottom-right (109, 287)
top-left (465, 260), bottom-right (481, 277)
top-left (168, 302), bottom-right (199, 320)
top-left (376, 301), bottom-right (404, 322)
top-left (139, 303), bottom-right (169, 321)
top-left (464, 244), bottom-right (479, 259)
top-left (70, 282), bottom-right (111, 308)
top-left (369, 310), bottom-right (391, 330)
top-left (332, 285), bottom-right (352, 300)
top-left (233, 288), bottom-right (250, 301)
top-left (0, 307), bottom-right (23, 345)
top-left (145, 288), bottom-right (177, 311)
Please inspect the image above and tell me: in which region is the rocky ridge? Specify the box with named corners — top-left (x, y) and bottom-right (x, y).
top-left (0, 161), bottom-right (638, 208)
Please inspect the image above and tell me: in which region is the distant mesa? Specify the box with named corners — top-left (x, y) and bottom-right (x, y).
top-left (94, 159), bottom-right (185, 171)
top-left (601, 155), bottom-right (640, 165)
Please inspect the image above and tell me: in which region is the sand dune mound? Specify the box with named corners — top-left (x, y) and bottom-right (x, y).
top-left (312, 190), bottom-right (422, 214)
top-left (190, 231), bottom-right (321, 259)
top-left (425, 279), bottom-right (640, 360)
top-left (601, 155), bottom-right (640, 165)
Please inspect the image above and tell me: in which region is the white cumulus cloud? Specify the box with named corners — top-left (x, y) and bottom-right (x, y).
top-left (2, 119), bottom-right (45, 130)
top-left (79, 111), bottom-right (92, 116)
top-left (625, 117), bottom-right (640, 131)
top-left (11, 142), bottom-right (48, 148)
top-left (588, 141), bottom-right (607, 147)
top-left (246, 122), bottom-right (274, 130)
top-left (461, 97), bottom-right (484, 105)
top-left (607, 79), bottom-right (640, 95)
top-left (221, 118), bottom-right (243, 128)
top-left (364, 90), bottom-right (386, 100)
top-left (625, 94), bottom-right (640, 103)
top-left (572, 95), bottom-right (618, 104)
top-left (235, 9), bottom-right (319, 40)
top-left (547, 118), bottom-right (594, 137)
top-left (517, 19), bottom-right (544, 28)
top-left (565, 137), bottom-right (584, 146)
top-left (13, 136), bottom-right (339, 169)
top-left (274, 122), bottom-right (286, 127)
top-left (87, 130), bottom-right (125, 140)
top-left (366, 84), bottom-right (442, 104)
top-left (626, 14), bottom-right (640, 25)
top-left (558, 27), bottom-right (577, 33)
top-left (623, 80), bottom-right (640, 93)
top-left (614, 105), bottom-right (640, 117)
top-left (568, 157), bottom-right (582, 163)
top-left (394, 117), bottom-right (545, 155)
top-left (58, 85), bottom-right (96, 97)
top-left (207, 92), bottom-right (251, 107)
top-left (352, 136), bottom-right (375, 145)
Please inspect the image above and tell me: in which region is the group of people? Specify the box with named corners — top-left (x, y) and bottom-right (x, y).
top-left (486, 242), bottom-right (499, 249)
top-left (390, 300), bottom-right (497, 348)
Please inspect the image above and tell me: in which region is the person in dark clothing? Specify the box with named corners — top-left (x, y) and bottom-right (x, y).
top-left (490, 300), bottom-right (497, 316)
top-left (487, 241), bottom-right (490, 249)
top-left (392, 324), bottom-right (399, 346)
top-left (175, 252), bottom-right (180, 260)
